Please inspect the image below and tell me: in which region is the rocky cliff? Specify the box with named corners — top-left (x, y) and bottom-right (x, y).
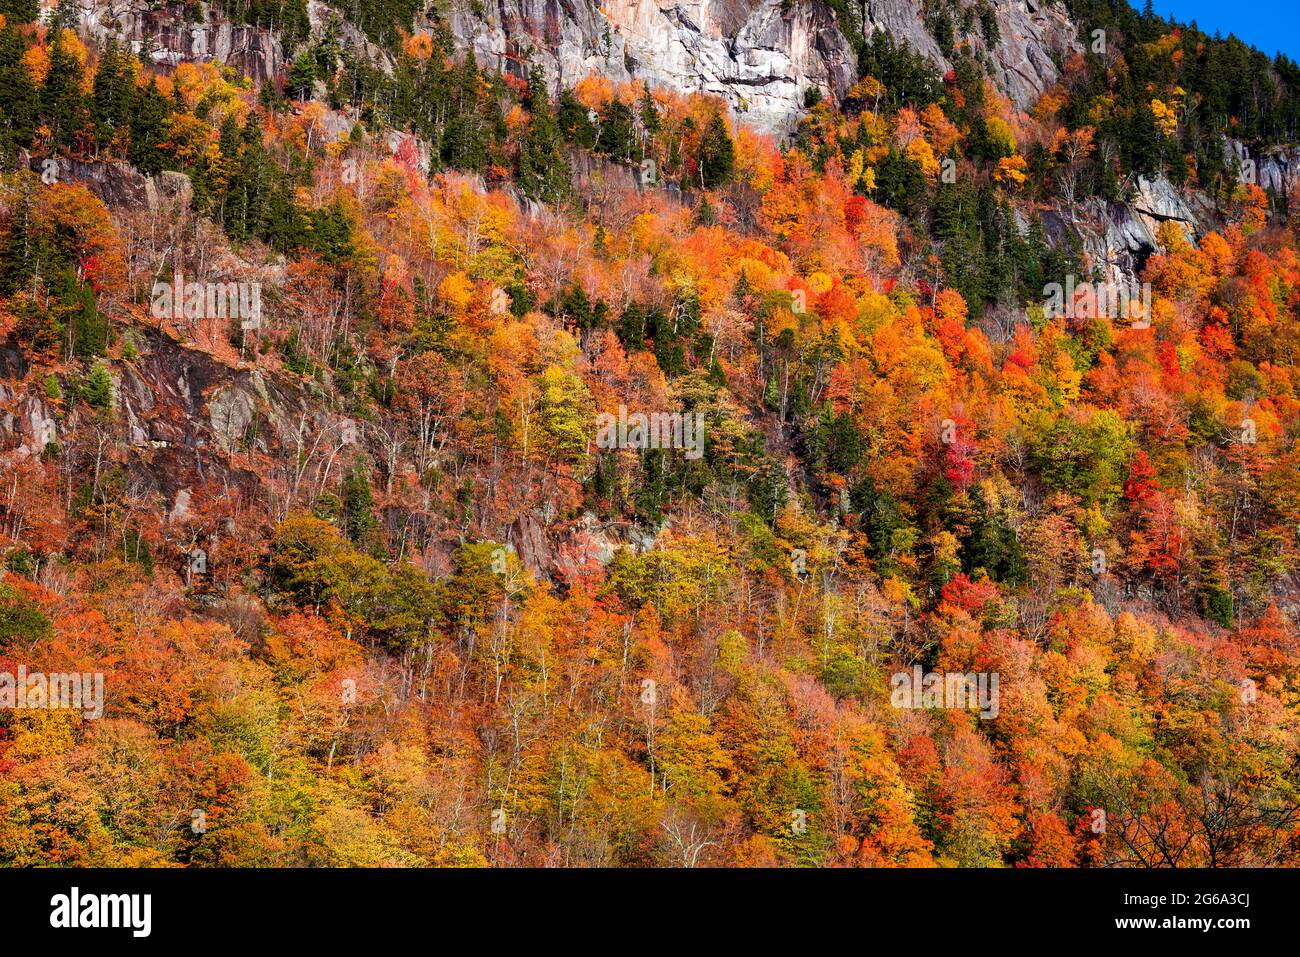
top-left (56, 0), bottom-right (286, 82)
top-left (47, 0), bottom-right (1300, 289)
top-left (441, 0), bottom-right (1084, 131)
top-left (55, 0), bottom-right (1087, 133)
top-left (970, 0), bottom-right (1081, 111)
top-left (441, 0), bottom-right (856, 134)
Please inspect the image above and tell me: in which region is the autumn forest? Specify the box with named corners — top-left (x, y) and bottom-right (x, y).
top-left (0, 0), bottom-right (1299, 871)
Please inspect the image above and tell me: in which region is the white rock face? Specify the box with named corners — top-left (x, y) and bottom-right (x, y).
top-left (1132, 174), bottom-right (1200, 239)
top-left (982, 0), bottom-right (1081, 111)
top-left (54, 0), bottom-right (1084, 134)
top-left (1226, 139), bottom-right (1300, 196)
top-left (852, 0), bottom-right (1081, 112)
top-left (169, 487), bottom-right (192, 523)
top-left (20, 396), bottom-right (58, 457)
top-left (857, 0), bottom-right (947, 64)
top-left (610, 0), bottom-right (856, 132)
top-left (443, 0), bottom-right (1082, 133)
top-left (444, 0), bottom-right (856, 135)
top-left (51, 0), bottom-right (285, 82)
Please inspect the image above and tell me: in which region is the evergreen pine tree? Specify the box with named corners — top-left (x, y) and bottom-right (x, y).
top-left (698, 112), bottom-right (735, 189)
top-left (82, 362), bottom-right (113, 409)
top-left (91, 39), bottom-right (134, 155)
top-left (128, 77), bottom-right (172, 175)
top-left (640, 86), bottom-right (660, 140)
top-left (0, 177), bottom-right (42, 295)
top-left (441, 49), bottom-right (487, 172)
top-left (60, 272), bottom-right (108, 359)
top-left (596, 98), bottom-right (636, 162)
top-left (557, 88), bottom-right (597, 148)
top-left (342, 461), bottom-right (383, 554)
top-left (40, 29), bottom-right (88, 150)
top-left (286, 49), bottom-right (318, 100)
top-left (0, 24), bottom-right (36, 165)
top-left (0, 0), bottom-right (40, 22)
top-left (517, 64), bottom-right (569, 203)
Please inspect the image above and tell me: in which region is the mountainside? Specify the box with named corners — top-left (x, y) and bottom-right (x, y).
top-left (2, 0), bottom-right (1300, 869)
top-left (56, 0), bottom-right (1300, 268)
top-left (61, 0), bottom-right (1086, 130)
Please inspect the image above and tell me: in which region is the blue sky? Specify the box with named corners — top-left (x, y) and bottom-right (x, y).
top-left (1153, 1), bottom-right (1300, 61)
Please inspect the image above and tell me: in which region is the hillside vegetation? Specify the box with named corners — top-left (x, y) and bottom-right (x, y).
top-left (0, 0), bottom-right (1298, 866)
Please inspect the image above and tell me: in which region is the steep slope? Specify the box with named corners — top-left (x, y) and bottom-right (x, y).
top-left (58, 0), bottom-right (1088, 132)
top-left (2, 0), bottom-right (1300, 873)
top-left (444, 0), bottom-right (856, 133)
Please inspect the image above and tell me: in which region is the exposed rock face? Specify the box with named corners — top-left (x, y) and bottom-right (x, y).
top-left (54, 0), bottom-right (284, 82)
top-left (844, 1), bottom-right (1081, 111)
top-left (0, 387), bottom-right (58, 459)
top-left (1227, 139), bottom-right (1300, 197)
top-left (566, 146), bottom-right (693, 206)
top-left (1049, 172), bottom-right (1218, 291)
top-left (855, 0), bottom-right (947, 65)
top-left (444, 0), bottom-right (1083, 132)
top-left (1058, 200), bottom-right (1159, 290)
top-left (444, 0), bottom-right (857, 134)
top-left (981, 0), bottom-right (1081, 111)
top-left (58, 0), bottom-right (858, 134)
top-left (57, 0), bottom-right (1083, 135)
top-left (1131, 174), bottom-right (1206, 238)
top-left (1048, 136), bottom-right (1300, 292)
top-left (0, 327), bottom-right (355, 514)
top-left (26, 155), bottom-right (192, 212)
